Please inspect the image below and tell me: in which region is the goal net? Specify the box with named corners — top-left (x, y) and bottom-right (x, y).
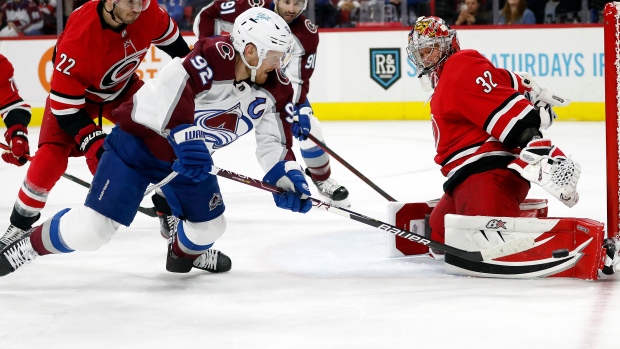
top-left (605, 2), bottom-right (620, 239)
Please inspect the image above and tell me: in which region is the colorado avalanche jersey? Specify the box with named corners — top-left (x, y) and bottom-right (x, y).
top-left (193, 0), bottom-right (318, 105)
top-left (114, 36), bottom-right (296, 174)
top-left (0, 54), bottom-right (30, 124)
top-left (49, 0), bottom-right (183, 120)
top-left (430, 49), bottom-right (539, 192)
top-left (0, 0), bottom-right (43, 34)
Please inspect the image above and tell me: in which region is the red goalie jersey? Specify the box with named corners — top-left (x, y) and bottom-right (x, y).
top-left (430, 49), bottom-right (540, 192)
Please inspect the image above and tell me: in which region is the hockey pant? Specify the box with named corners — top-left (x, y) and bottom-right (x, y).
top-left (12, 75), bottom-right (144, 222)
top-left (28, 127), bottom-right (226, 257)
top-left (429, 168), bottom-right (530, 244)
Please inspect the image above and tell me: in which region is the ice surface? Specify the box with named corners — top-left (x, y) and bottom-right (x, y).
top-left (0, 121), bottom-right (616, 349)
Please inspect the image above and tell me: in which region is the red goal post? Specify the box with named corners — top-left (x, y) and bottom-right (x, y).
top-left (605, 2), bottom-right (620, 239)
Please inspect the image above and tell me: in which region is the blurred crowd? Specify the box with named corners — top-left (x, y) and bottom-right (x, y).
top-left (0, 0), bottom-right (611, 37)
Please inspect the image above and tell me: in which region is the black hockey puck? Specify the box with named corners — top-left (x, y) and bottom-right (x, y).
top-left (552, 248), bottom-right (569, 258)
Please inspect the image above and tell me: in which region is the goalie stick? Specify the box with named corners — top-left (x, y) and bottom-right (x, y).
top-left (0, 142), bottom-right (158, 217)
top-left (306, 133), bottom-right (397, 202)
top-left (209, 165), bottom-right (535, 262)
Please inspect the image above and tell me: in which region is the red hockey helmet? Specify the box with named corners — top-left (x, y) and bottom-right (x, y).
top-left (406, 16), bottom-right (460, 89)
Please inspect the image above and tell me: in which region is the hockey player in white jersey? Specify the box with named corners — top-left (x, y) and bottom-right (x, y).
top-left (0, 7), bottom-right (312, 277)
top-left (192, 0), bottom-right (351, 207)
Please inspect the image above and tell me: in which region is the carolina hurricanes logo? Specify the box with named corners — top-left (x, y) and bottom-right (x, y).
top-left (215, 42), bottom-right (235, 61)
top-left (100, 48), bottom-right (148, 89)
top-left (486, 219), bottom-right (507, 229)
top-left (305, 19), bottom-right (317, 34)
top-left (248, 0), bottom-right (265, 7)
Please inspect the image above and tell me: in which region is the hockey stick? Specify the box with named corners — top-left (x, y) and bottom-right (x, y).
top-left (306, 133), bottom-right (397, 202)
top-left (0, 142), bottom-right (158, 217)
top-left (209, 165), bottom-right (535, 262)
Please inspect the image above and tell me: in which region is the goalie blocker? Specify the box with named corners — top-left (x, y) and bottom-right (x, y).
top-left (387, 199), bottom-right (609, 280)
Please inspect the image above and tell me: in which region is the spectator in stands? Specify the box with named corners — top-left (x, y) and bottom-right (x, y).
top-left (315, 0), bottom-right (339, 27)
top-left (337, 0), bottom-right (360, 26)
top-left (543, 0), bottom-right (560, 22)
top-left (0, 0), bottom-right (43, 36)
top-left (450, 0), bottom-right (490, 25)
top-left (39, 0), bottom-right (57, 34)
top-left (383, 0), bottom-right (429, 24)
top-left (553, 0), bottom-right (581, 23)
top-left (159, 0), bottom-right (191, 30)
top-left (498, 0), bottom-right (535, 24)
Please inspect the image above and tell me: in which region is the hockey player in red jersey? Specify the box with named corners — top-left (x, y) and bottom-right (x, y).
top-left (406, 17), bottom-right (581, 248)
top-left (193, 0), bottom-right (351, 207)
top-left (0, 54), bottom-right (31, 167)
top-left (0, 7), bottom-right (312, 277)
top-left (2, 0), bottom-right (191, 240)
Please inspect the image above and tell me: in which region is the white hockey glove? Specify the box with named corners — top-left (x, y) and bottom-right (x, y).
top-left (507, 138), bottom-right (580, 208)
top-left (517, 72), bottom-right (570, 130)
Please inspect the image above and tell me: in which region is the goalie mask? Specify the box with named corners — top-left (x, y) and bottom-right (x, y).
top-left (406, 16), bottom-right (460, 91)
top-left (231, 7), bottom-right (294, 82)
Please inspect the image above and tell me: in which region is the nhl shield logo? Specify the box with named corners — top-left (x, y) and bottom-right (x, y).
top-left (370, 48), bottom-right (401, 90)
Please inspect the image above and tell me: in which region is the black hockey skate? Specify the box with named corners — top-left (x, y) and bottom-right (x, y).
top-left (1, 211), bottom-right (40, 250)
top-left (158, 212), bottom-right (179, 240)
top-left (305, 168), bottom-right (351, 207)
top-left (0, 228), bottom-right (38, 277)
top-left (165, 221), bottom-right (232, 273)
top-left (152, 192), bottom-right (177, 239)
top-left (166, 224), bottom-right (194, 273)
top-left (193, 249), bottom-right (232, 273)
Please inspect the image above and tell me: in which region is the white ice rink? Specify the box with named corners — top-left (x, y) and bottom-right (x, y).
top-left (0, 121), bottom-right (617, 349)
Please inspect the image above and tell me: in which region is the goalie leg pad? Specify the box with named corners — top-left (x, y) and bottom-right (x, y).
top-left (429, 169), bottom-right (529, 244)
top-left (444, 214), bottom-right (605, 280)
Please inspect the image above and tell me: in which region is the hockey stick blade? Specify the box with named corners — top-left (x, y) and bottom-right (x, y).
top-left (0, 142), bottom-right (159, 218)
top-left (209, 165), bottom-right (500, 263)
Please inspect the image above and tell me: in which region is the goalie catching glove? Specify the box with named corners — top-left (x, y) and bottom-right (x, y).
top-left (508, 138), bottom-right (580, 207)
top-left (2, 124), bottom-right (29, 166)
top-left (263, 161), bottom-right (312, 213)
top-left (76, 124), bottom-right (106, 175)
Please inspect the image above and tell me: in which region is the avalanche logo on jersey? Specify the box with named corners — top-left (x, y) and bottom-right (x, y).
top-left (194, 99), bottom-right (265, 149)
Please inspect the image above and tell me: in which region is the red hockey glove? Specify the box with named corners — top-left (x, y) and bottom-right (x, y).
top-left (2, 124), bottom-right (29, 166)
top-left (76, 124), bottom-right (106, 175)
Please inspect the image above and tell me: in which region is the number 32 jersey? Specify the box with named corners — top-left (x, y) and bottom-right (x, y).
top-left (430, 49), bottom-right (541, 192)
